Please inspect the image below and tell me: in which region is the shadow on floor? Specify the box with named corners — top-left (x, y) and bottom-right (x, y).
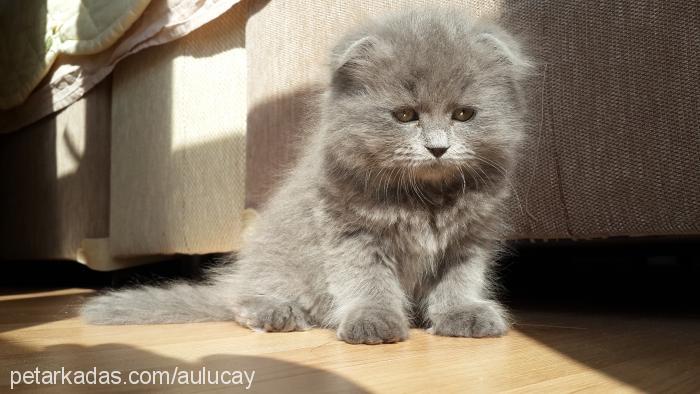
top-left (501, 238), bottom-right (700, 392)
top-left (0, 256), bottom-right (220, 335)
top-left (0, 286), bottom-right (367, 392)
top-left (513, 309), bottom-right (700, 392)
top-left (1, 341), bottom-right (368, 393)
top-left (0, 291), bottom-right (86, 334)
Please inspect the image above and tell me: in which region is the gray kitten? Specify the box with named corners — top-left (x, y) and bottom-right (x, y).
top-left (82, 9), bottom-right (532, 344)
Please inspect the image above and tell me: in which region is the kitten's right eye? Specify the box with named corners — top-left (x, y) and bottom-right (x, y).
top-left (392, 108), bottom-right (419, 123)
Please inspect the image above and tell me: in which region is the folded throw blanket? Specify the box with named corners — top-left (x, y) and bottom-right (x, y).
top-left (0, 0), bottom-right (152, 110)
top-left (0, 0), bottom-right (241, 133)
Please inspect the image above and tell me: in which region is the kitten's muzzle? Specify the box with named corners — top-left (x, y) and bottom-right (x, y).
top-left (423, 129), bottom-right (450, 158)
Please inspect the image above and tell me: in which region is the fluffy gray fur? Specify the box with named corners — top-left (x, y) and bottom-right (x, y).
top-left (82, 9), bottom-right (532, 344)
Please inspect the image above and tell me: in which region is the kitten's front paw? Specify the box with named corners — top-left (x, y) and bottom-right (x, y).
top-left (337, 307), bottom-right (409, 345)
top-left (429, 302), bottom-right (509, 338)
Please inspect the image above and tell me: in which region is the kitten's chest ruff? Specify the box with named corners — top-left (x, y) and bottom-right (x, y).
top-left (384, 206), bottom-right (468, 293)
top-left (390, 215), bottom-right (448, 260)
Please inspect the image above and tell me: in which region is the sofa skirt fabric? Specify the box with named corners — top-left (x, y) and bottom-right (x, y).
top-left (0, 3), bottom-right (248, 269)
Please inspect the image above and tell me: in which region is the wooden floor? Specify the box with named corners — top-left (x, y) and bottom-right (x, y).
top-left (1, 289), bottom-right (699, 393)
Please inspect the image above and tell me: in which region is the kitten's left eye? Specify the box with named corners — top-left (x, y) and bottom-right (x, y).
top-left (392, 108), bottom-right (419, 123)
top-left (452, 107), bottom-right (476, 122)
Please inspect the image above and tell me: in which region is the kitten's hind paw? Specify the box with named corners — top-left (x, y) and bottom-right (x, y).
top-left (235, 297), bottom-right (310, 332)
top-left (337, 306), bottom-right (409, 345)
top-left (428, 301), bottom-right (509, 338)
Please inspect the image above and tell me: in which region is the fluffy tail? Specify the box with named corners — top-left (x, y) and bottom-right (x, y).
top-left (81, 282), bottom-right (232, 325)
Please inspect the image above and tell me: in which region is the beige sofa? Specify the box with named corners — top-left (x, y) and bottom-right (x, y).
top-left (1, 1), bottom-right (698, 270)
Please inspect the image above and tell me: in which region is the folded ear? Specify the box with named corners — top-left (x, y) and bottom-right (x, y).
top-left (330, 35), bottom-right (384, 94)
top-left (472, 25), bottom-right (534, 81)
top-left (332, 35), bottom-right (379, 70)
